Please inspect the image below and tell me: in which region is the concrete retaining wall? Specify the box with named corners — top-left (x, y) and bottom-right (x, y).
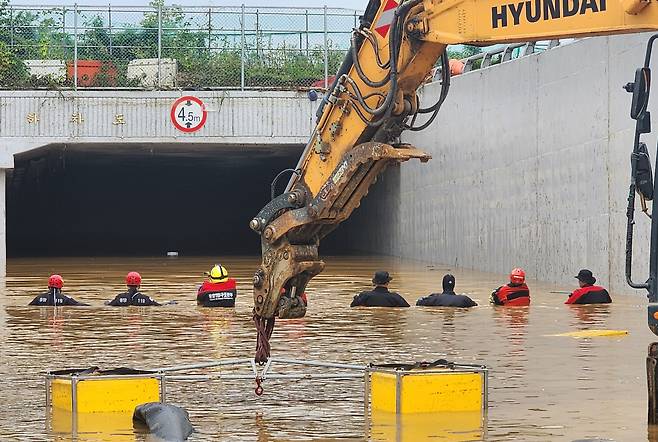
top-left (348, 34), bottom-right (658, 295)
top-left (0, 90), bottom-right (315, 167)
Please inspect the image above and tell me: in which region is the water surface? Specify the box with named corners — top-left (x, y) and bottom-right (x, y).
top-left (0, 256), bottom-right (651, 441)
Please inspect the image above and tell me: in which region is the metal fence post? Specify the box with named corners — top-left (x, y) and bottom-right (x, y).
top-left (9, 6), bottom-right (13, 48)
top-left (256, 9), bottom-right (260, 58)
top-left (305, 10), bottom-right (309, 57)
top-left (324, 5), bottom-right (328, 89)
top-left (157, 3), bottom-right (162, 89)
top-left (240, 4), bottom-right (245, 90)
top-left (61, 7), bottom-right (66, 59)
top-left (73, 3), bottom-right (78, 90)
top-left (207, 8), bottom-right (212, 57)
top-left (108, 3), bottom-right (113, 56)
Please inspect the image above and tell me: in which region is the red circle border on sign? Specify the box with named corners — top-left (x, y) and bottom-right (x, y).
top-left (170, 95), bottom-right (208, 133)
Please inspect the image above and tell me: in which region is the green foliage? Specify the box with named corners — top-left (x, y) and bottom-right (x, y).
top-left (243, 45), bottom-right (343, 89)
top-left (0, 0), bottom-right (350, 89)
top-left (177, 50), bottom-right (242, 89)
top-left (0, 41), bottom-right (28, 87)
top-left (79, 16), bottom-right (112, 60)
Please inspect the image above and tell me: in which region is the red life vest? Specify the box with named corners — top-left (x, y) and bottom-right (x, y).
top-left (197, 279), bottom-right (237, 307)
top-left (565, 285), bottom-right (612, 304)
top-left (198, 279), bottom-right (236, 295)
top-left (494, 284), bottom-right (530, 306)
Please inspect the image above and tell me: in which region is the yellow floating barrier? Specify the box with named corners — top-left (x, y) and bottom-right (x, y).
top-left (46, 368), bottom-right (162, 414)
top-left (368, 362), bottom-right (488, 414)
top-left (551, 329), bottom-right (629, 338)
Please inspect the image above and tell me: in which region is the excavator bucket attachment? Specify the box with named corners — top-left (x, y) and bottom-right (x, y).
top-left (251, 142), bottom-right (430, 362)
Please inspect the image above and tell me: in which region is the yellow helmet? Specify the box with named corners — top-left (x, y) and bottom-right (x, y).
top-left (206, 264), bottom-right (229, 283)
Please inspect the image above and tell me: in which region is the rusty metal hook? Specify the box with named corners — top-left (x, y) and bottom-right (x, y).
top-left (255, 376), bottom-right (264, 396)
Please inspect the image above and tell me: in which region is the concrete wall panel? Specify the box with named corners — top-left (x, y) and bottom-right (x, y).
top-left (0, 91), bottom-right (315, 149)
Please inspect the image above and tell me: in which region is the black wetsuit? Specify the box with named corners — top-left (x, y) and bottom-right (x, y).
top-left (108, 288), bottom-right (161, 306)
top-left (29, 289), bottom-right (87, 306)
top-left (416, 291), bottom-right (477, 308)
top-left (350, 286), bottom-right (410, 307)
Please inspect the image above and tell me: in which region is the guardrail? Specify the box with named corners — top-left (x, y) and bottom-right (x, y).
top-left (462, 40), bottom-right (561, 72)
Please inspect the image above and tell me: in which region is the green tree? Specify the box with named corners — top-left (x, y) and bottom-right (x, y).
top-left (447, 45), bottom-right (482, 60)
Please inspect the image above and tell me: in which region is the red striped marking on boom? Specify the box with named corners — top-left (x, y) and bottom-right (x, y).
top-left (374, 0), bottom-right (399, 38)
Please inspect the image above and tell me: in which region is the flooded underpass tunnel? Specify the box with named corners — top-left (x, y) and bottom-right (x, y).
top-left (6, 143), bottom-right (368, 257)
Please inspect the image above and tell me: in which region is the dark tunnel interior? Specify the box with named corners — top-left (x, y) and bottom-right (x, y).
top-left (7, 143), bottom-right (369, 257)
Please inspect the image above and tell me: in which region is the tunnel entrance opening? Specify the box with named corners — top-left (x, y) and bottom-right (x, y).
top-left (7, 143), bottom-right (372, 257)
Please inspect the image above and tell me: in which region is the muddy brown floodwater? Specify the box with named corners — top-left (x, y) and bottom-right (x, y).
top-left (0, 255), bottom-right (654, 441)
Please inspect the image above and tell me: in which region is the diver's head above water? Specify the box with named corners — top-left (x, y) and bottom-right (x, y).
top-left (575, 269), bottom-right (596, 287)
top-left (205, 264), bottom-right (229, 283)
top-left (48, 274), bottom-right (63, 294)
top-left (442, 274), bottom-right (456, 293)
top-left (126, 271), bottom-right (142, 291)
top-left (509, 268), bottom-right (526, 286)
top-left (372, 271), bottom-right (392, 288)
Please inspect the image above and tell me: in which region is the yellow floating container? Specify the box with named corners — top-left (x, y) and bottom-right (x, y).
top-left (48, 373), bottom-right (162, 414)
top-left (369, 364), bottom-right (487, 414)
top-left (50, 408), bottom-right (136, 442)
top-left (370, 410), bottom-right (484, 442)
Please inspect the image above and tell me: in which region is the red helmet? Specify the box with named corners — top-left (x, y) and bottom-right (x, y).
top-left (126, 271), bottom-right (142, 286)
top-left (48, 274), bottom-right (64, 289)
top-left (510, 268), bottom-right (526, 284)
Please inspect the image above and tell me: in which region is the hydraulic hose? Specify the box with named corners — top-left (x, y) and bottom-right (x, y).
top-left (408, 51), bottom-right (451, 132)
top-left (348, 0), bottom-right (420, 119)
top-left (418, 52), bottom-right (450, 114)
top-left (351, 31), bottom-right (391, 88)
top-left (359, 28), bottom-right (390, 70)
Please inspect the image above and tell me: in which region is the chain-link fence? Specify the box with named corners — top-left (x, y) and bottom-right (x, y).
top-left (0, 3), bottom-right (361, 90)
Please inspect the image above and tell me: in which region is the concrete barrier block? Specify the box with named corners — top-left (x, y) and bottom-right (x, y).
top-left (24, 60), bottom-right (66, 80)
top-left (127, 58), bottom-right (178, 88)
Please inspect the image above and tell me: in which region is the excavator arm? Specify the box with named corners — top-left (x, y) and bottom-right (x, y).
top-left (250, 0), bottom-right (658, 363)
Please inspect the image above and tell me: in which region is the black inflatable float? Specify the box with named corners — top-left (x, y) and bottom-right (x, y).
top-left (133, 402), bottom-right (194, 441)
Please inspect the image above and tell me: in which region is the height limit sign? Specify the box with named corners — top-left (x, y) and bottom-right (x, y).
top-left (171, 96), bottom-right (207, 133)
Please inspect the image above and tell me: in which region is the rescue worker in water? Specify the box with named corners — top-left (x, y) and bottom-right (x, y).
top-left (108, 272), bottom-right (161, 306)
top-left (28, 274), bottom-right (87, 306)
top-left (351, 271), bottom-right (410, 307)
top-left (491, 268), bottom-right (531, 306)
top-left (197, 264), bottom-right (237, 307)
top-left (416, 274), bottom-right (477, 307)
top-left (565, 269), bottom-right (612, 304)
